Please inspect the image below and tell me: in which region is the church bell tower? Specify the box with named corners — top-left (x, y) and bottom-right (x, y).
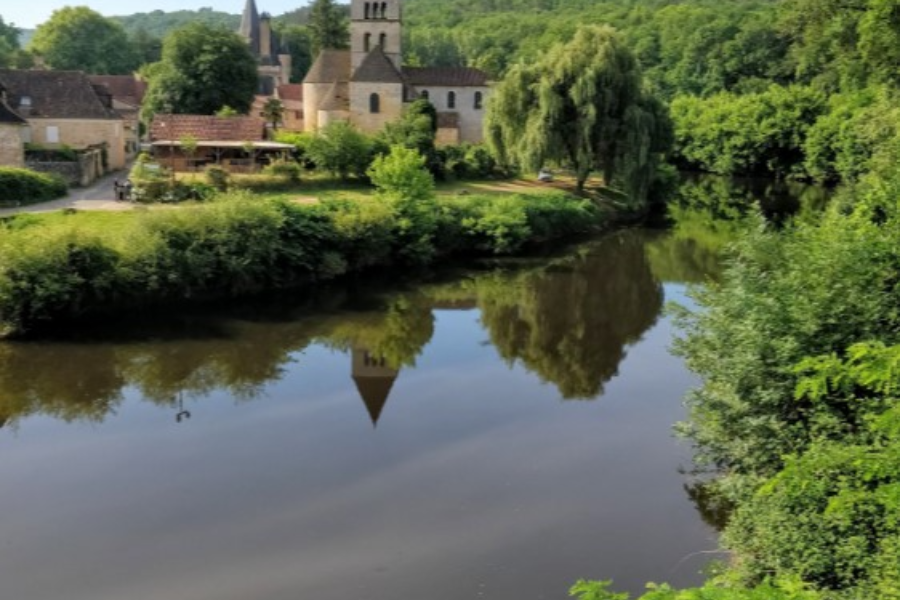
top-left (350, 0), bottom-right (402, 72)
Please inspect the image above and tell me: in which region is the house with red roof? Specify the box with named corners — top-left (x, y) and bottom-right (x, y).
top-left (149, 113), bottom-right (293, 172)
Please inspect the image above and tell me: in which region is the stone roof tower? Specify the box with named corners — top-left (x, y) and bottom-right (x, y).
top-left (239, 0), bottom-right (261, 55)
top-left (350, 0), bottom-right (402, 73)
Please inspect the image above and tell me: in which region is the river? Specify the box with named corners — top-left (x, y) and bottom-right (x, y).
top-left (0, 191), bottom-right (739, 599)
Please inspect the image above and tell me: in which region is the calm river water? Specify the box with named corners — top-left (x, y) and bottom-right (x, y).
top-left (0, 218), bottom-right (727, 599)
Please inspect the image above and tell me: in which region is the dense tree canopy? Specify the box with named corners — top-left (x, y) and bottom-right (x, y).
top-left (486, 25), bottom-right (671, 200)
top-left (29, 7), bottom-right (138, 74)
top-left (142, 22), bottom-right (258, 118)
top-left (309, 0), bottom-right (349, 54)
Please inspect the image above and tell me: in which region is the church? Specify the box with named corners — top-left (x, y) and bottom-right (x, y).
top-left (240, 0), bottom-right (491, 144)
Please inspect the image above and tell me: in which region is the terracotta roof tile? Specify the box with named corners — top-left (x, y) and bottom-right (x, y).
top-left (0, 69), bottom-right (120, 119)
top-left (404, 66), bottom-right (490, 87)
top-left (277, 84), bottom-right (303, 101)
top-left (150, 114), bottom-right (266, 141)
top-left (303, 50), bottom-right (351, 84)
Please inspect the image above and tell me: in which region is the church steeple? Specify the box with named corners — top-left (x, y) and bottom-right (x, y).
top-left (350, 0), bottom-right (402, 72)
top-left (239, 0), bottom-right (261, 56)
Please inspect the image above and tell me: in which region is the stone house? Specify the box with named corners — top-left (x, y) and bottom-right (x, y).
top-left (0, 69), bottom-right (127, 171)
top-left (0, 83), bottom-right (27, 167)
top-left (149, 113), bottom-right (293, 172)
top-left (88, 75), bottom-right (147, 159)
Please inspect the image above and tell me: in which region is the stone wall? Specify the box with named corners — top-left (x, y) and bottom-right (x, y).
top-left (26, 147), bottom-right (105, 187)
top-left (350, 82), bottom-right (404, 134)
top-left (419, 85), bottom-right (490, 143)
top-left (27, 118), bottom-right (126, 169)
top-left (0, 124), bottom-right (25, 167)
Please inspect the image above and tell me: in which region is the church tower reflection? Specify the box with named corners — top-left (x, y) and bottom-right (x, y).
top-left (351, 348), bottom-right (400, 426)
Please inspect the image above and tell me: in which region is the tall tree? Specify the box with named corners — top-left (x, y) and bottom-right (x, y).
top-left (29, 7), bottom-right (138, 74)
top-left (485, 25), bottom-right (671, 199)
top-left (308, 0), bottom-right (349, 55)
top-left (272, 23), bottom-right (313, 81)
top-left (142, 23), bottom-right (258, 119)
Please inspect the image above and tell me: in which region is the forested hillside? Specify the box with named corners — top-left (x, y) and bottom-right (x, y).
top-left (112, 8), bottom-right (240, 38)
top-left (404, 0), bottom-right (900, 185)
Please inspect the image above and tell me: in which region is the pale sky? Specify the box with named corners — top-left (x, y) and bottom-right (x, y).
top-left (1, 1), bottom-right (309, 30)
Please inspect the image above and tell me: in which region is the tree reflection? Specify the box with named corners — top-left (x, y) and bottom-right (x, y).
top-left (476, 232), bottom-right (663, 399)
top-left (0, 232), bottom-right (666, 424)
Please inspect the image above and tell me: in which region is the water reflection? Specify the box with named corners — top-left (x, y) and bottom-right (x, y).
top-left (0, 231), bottom-right (666, 427)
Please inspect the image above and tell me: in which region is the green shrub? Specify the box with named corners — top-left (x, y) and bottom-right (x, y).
top-left (205, 165), bottom-right (230, 191)
top-left (263, 159), bottom-right (302, 183)
top-left (0, 192), bottom-right (603, 336)
top-left (0, 167), bottom-right (68, 207)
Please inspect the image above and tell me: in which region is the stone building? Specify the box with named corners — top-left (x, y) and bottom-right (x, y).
top-left (0, 83), bottom-right (27, 167)
top-left (239, 0), bottom-right (293, 94)
top-left (299, 0), bottom-right (491, 143)
top-left (88, 75), bottom-right (147, 159)
top-left (0, 69), bottom-right (127, 171)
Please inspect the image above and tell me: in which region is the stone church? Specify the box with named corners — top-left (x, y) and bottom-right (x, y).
top-left (241, 0), bottom-right (491, 144)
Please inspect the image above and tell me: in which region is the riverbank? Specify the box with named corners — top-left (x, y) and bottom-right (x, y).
top-left (0, 189), bottom-right (602, 337)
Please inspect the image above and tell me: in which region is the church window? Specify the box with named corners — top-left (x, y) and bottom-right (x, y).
top-left (364, 2), bottom-right (370, 19)
top-left (381, 2), bottom-right (387, 18)
top-left (447, 91), bottom-right (456, 109)
top-left (370, 93), bottom-right (381, 113)
top-left (364, 33), bottom-right (371, 52)
top-left (420, 90), bottom-right (429, 100)
top-left (379, 33), bottom-right (387, 47)
top-left (474, 91), bottom-right (483, 109)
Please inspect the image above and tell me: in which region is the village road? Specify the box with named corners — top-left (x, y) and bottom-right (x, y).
top-left (0, 165), bottom-right (136, 218)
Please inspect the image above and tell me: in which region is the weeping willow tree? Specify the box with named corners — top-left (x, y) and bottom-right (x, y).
top-left (485, 25), bottom-right (672, 202)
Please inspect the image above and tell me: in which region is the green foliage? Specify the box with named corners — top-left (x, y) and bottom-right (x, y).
top-left (306, 121), bottom-right (375, 180)
top-left (113, 8), bottom-right (240, 40)
top-left (29, 7), bottom-right (138, 74)
top-left (263, 159), bottom-right (303, 184)
top-left (486, 25), bottom-right (671, 200)
top-left (0, 192), bottom-right (603, 336)
top-left (725, 401), bottom-right (900, 593)
top-left (309, 0), bottom-right (349, 54)
top-left (367, 145), bottom-right (435, 203)
top-left (671, 86), bottom-right (826, 178)
top-left (272, 23), bottom-right (313, 83)
top-left (0, 167), bottom-right (67, 207)
top-left (142, 22), bottom-right (258, 119)
top-left (262, 98), bottom-right (285, 131)
top-left (204, 165), bottom-right (230, 191)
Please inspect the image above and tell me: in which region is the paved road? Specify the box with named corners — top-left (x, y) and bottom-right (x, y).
top-left (0, 166), bottom-right (137, 217)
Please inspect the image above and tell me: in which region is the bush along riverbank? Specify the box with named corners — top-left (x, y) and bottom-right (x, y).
top-left (0, 189), bottom-right (599, 338)
top-left (570, 173), bottom-right (900, 599)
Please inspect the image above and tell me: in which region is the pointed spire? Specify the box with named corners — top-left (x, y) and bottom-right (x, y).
top-left (239, 0), bottom-right (261, 55)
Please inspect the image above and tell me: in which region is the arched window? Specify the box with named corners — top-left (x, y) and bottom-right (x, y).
top-left (364, 33), bottom-right (371, 52)
top-left (379, 33), bottom-right (387, 47)
top-left (447, 91), bottom-right (456, 109)
top-left (420, 90), bottom-right (429, 100)
top-left (474, 91), bottom-right (483, 110)
top-left (369, 93), bottom-right (380, 113)
top-left (381, 2), bottom-right (387, 18)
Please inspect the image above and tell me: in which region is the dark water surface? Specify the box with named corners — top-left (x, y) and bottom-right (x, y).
top-left (0, 229), bottom-right (722, 600)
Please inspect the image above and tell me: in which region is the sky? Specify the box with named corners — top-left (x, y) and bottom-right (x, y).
top-left (2, 1), bottom-right (309, 30)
